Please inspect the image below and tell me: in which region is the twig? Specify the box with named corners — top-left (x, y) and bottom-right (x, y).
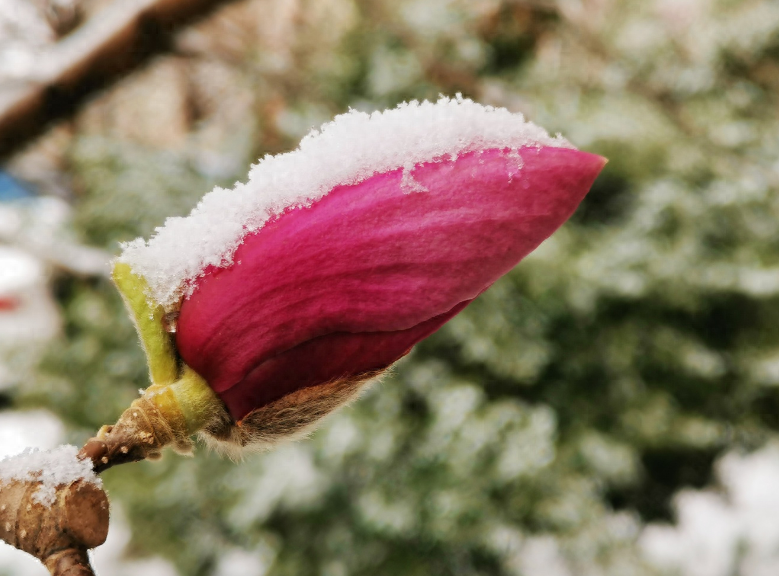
top-left (0, 379), bottom-right (191, 575)
top-left (0, 390), bottom-right (179, 575)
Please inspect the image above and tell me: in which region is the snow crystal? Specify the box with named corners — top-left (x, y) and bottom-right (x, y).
top-left (118, 94), bottom-right (574, 311)
top-left (0, 445), bottom-right (101, 507)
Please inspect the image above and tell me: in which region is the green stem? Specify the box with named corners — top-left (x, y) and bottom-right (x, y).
top-left (112, 262), bottom-right (179, 386)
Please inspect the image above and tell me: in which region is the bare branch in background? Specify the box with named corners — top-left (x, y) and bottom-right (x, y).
top-left (0, 0), bottom-right (241, 160)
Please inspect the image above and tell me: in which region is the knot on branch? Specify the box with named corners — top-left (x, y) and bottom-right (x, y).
top-left (0, 478), bottom-right (108, 575)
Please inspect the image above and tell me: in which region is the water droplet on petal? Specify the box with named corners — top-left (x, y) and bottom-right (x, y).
top-left (163, 312), bottom-right (179, 333)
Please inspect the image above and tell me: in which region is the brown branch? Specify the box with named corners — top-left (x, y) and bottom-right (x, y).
top-left (0, 388), bottom-right (186, 574)
top-left (79, 392), bottom-right (191, 474)
top-left (0, 478), bottom-right (108, 576)
top-left (45, 548), bottom-right (95, 576)
top-left (0, 395), bottom-right (174, 575)
top-left (0, 369), bottom-right (382, 574)
top-left (0, 0), bottom-right (242, 160)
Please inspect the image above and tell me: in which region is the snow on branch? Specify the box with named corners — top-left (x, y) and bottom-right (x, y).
top-left (0, 445), bottom-right (101, 507)
top-left (0, 0), bottom-right (240, 159)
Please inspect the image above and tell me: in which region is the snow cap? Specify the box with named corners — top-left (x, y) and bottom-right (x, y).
top-left (118, 95), bottom-right (573, 311)
top-left (0, 445), bottom-right (101, 507)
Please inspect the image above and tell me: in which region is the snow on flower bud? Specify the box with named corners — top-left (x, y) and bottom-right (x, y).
top-left (114, 95), bottom-right (605, 453)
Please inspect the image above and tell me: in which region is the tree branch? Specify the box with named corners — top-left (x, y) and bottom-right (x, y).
top-left (0, 0), bottom-right (241, 160)
top-left (0, 384), bottom-right (192, 574)
top-left (0, 478), bottom-right (108, 576)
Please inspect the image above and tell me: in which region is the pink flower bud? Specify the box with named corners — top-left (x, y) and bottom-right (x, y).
top-left (117, 97), bottom-right (606, 435)
top-left (175, 145), bottom-right (605, 420)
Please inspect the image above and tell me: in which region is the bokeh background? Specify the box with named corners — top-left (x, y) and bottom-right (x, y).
top-left (1, 0), bottom-right (779, 574)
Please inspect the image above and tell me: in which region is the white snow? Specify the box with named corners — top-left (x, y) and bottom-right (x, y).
top-left (118, 95), bottom-right (574, 311)
top-left (641, 444), bottom-right (779, 576)
top-left (0, 444), bottom-right (101, 507)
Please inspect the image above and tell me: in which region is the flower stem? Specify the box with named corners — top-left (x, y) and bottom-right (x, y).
top-left (79, 366), bottom-right (225, 473)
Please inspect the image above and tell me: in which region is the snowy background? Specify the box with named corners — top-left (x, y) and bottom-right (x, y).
top-left (1, 0), bottom-right (779, 575)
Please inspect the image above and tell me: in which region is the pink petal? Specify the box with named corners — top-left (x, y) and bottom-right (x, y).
top-left (218, 300), bottom-right (472, 416)
top-left (176, 146), bottom-right (606, 419)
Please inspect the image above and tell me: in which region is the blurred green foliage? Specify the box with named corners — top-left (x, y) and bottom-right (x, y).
top-left (13, 0), bottom-right (779, 574)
